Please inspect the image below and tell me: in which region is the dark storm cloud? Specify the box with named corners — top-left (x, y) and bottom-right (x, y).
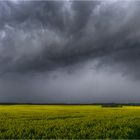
top-left (0, 0), bottom-right (140, 77)
top-left (0, 0), bottom-right (100, 73)
top-left (0, 0), bottom-right (140, 103)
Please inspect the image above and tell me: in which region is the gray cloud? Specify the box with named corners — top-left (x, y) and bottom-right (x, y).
top-left (0, 0), bottom-right (140, 103)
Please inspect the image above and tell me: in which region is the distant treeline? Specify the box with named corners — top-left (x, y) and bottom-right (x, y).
top-left (101, 103), bottom-right (123, 107)
top-left (0, 103), bottom-right (140, 106)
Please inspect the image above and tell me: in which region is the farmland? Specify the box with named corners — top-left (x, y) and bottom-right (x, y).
top-left (0, 105), bottom-right (140, 139)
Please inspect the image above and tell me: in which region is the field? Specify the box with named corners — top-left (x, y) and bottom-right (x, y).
top-left (0, 105), bottom-right (140, 139)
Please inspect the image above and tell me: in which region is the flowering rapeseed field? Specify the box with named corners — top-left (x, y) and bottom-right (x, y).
top-left (0, 105), bottom-right (139, 139)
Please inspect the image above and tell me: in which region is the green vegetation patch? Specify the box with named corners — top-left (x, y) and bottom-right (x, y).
top-left (0, 105), bottom-right (140, 139)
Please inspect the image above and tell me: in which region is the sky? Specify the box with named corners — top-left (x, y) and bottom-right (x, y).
top-left (0, 0), bottom-right (140, 103)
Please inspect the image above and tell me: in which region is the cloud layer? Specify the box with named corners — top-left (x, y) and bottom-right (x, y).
top-left (0, 0), bottom-right (140, 103)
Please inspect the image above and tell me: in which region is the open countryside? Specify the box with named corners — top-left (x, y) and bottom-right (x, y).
top-left (0, 105), bottom-right (140, 139)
